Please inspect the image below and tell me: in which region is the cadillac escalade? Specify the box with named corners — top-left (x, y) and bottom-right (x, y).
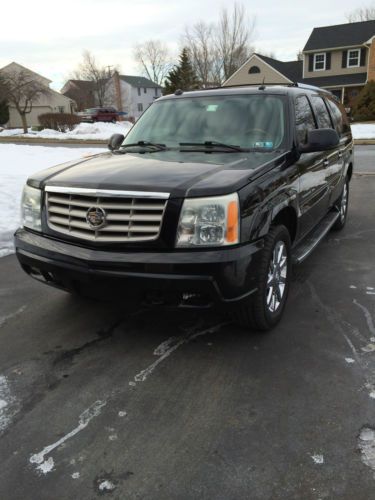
top-left (14, 84), bottom-right (353, 331)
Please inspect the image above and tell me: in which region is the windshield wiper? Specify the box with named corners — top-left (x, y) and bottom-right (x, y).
top-left (121, 141), bottom-right (167, 151)
top-left (179, 141), bottom-right (244, 152)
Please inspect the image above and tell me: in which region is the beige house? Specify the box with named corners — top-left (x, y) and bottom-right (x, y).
top-left (0, 62), bottom-right (75, 128)
top-left (223, 20), bottom-right (375, 107)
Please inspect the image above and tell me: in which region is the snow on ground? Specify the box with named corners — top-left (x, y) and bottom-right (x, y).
top-left (351, 123), bottom-right (375, 140)
top-left (0, 144), bottom-right (106, 258)
top-left (0, 121), bottom-right (133, 141)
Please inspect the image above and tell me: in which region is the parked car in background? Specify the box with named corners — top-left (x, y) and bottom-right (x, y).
top-left (79, 107), bottom-right (118, 123)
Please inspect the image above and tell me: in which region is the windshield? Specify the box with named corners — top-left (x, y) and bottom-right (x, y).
top-left (122, 94), bottom-right (286, 150)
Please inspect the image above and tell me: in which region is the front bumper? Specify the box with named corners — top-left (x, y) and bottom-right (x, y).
top-left (14, 229), bottom-right (263, 307)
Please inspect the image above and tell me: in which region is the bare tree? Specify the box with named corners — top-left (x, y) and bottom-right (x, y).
top-left (0, 69), bottom-right (49, 133)
top-left (133, 40), bottom-right (172, 86)
top-left (184, 22), bottom-right (221, 87)
top-left (346, 4), bottom-right (375, 22)
top-left (183, 3), bottom-right (256, 86)
top-left (72, 51), bottom-right (115, 106)
top-left (216, 2), bottom-right (255, 82)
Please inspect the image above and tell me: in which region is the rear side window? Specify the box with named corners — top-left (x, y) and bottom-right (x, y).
top-left (325, 98), bottom-right (343, 135)
top-left (326, 98), bottom-right (350, 135)
top-left (310, 96), bottom-right (333, 129)
top-left (295, 95), bottom-right (316, 145)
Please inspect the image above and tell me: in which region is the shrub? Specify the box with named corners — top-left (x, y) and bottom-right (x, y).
top-left (351, 81), bottom-right (375, 122)
top-left (38, 113), bottom-right (81, 132)
top-left (0, 100), bottom-right (9, 125)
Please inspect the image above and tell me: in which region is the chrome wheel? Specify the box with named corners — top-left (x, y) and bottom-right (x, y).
top-left (266, 241), bottom-right (288, 313)
top-left (340, 183), bottom-right (348, 223)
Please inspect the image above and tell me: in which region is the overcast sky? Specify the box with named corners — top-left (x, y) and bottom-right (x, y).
top-left (0, 0), bottom-right (365, 89)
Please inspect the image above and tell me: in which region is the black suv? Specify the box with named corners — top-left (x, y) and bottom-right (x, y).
top-left (15, 84), bottom-right (352, 331)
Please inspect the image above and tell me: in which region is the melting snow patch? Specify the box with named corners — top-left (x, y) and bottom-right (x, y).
top-left (98, 480), bottom-right (116, 492)
top-left (370, 392), bottom-right (375, 400)
top-left (72, 472), bottom-right (80, 479)
top-left (358, 427), bottom-right (375, 475)
top-left (29, 400), bottom-right (106, 474)
top-left (311, 454), bottom-right (324, 464)
top-left (118, 411), bottom-right (127, 417)
top-left (345, 357), bottom-right (355, 364)
top-left (0, 375), bottom-right (16, 432)
top-left (36, 457), bottom-right (54, 475)
top-left (350, 285), bottom-right (357, 289)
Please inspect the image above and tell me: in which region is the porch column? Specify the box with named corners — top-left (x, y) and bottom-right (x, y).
top-left (341, 87), bottom-right (345, 104)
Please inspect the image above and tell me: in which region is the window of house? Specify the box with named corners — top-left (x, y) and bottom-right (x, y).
top-left (154, 88), bottom-right (158, 97)
top-left (137, 103), bottom-right (143, 112)
top-left (313, 53), bottom-right (326, 71)
top-left (295, 95), bottom-right (316, 145)
top-left (248, 66), bottom-right (261, 74)
top-left (347, 49), bottom-right (360, 67)
top-left (137, 88), bottom-right (141, 96)
top-left (310, 96), bottom-right (333, 129)
top-left (144, 88), bottom-right (147, 94)
top-left (57, 106), bottom-right (65, 113)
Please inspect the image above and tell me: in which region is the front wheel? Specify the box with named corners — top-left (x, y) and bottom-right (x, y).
top-left (332, 178), bottom-right (349, 231)
top-left (232, 225), bottom-right (291, 331)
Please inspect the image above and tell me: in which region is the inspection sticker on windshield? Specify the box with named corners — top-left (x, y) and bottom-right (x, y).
top-left (206, 104), bottom-right (219, 112)
top-left (254, 141), bottom-right (273, 148)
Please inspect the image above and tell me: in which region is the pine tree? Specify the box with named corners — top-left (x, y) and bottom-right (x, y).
top-left (164, 48), bottom-right (200, 94)
top-left (352, 81), bottom-right (375, 121)
top-left (0, 100), bottom-right (9, 125)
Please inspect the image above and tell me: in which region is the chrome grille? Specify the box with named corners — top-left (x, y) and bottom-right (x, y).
top-left (45, 187), bottom-right (169, 242)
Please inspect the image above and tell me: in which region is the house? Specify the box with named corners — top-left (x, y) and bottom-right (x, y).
top-left (0, 62), bottom-right (75, 128)
top-left (61, 73), bottom-right (163, 121)
top-left (223, 20), bottom-right (375, 106)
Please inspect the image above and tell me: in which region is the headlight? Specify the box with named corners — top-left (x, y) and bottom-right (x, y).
top-left (176, 193), bottom-right (239, 247)
top-left (21, 185), bottom-right (41, 231)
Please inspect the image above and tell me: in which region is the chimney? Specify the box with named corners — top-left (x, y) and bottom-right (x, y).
top-left (368, 38), bottom-right (375, 82)
top-left (113, 71), bottom-right (123, 116)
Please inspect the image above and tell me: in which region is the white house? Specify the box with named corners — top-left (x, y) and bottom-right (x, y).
top-left (0, 62), bottom-right (75, 128)
top-left (111, 73), bottom-right (162, 120)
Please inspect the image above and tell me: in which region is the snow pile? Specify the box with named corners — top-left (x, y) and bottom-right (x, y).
top-left (0, 121), bottom-right (133, 141)
top-left (351, 123), bottom-right (375, 139)
top-left (0, 144), bottom-right (105, 257)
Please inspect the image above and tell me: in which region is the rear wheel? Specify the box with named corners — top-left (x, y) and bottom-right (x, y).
top-left (332, 178), bottom-right (349, 231)
top-left (232, 225), bottom-right (291, 331)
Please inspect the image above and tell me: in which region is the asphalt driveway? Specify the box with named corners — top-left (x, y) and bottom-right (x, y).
top-left (0, 154), bottom-right (374, 499)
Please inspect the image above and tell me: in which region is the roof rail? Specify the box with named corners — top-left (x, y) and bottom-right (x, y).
top-left (289, 82), bottom-right (331, 93)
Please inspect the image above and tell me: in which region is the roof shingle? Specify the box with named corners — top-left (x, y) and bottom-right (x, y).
top-left (303, 20), bottom-right (375, 51)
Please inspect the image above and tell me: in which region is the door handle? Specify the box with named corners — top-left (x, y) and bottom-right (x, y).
top-left (323, 159), bottom-right (329, 167)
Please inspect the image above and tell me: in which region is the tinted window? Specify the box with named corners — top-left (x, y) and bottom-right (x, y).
top-left (311, 96), bottom-right (333, 129)
top-left (327, 98), bottom-right (350, 135)
top-left (326, 98), bottom-right (343, 135)
top-left (295, 95), bottom-right (316, 145)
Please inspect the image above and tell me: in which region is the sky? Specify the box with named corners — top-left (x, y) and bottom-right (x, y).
top-left (0, 0), bottom-right (367, 90)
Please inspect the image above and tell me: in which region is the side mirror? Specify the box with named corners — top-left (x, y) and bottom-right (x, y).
top-left (108, 133), bottom-right (124, 151)
top-left (299, 128), bottom-right (339, 154)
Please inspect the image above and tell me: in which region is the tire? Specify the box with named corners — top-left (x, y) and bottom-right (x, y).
top-left (332, 178), bottom-right (349, 231)
top-left (232, 225), bottom-right (291, 332)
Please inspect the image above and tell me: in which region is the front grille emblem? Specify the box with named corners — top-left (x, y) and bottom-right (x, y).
top-left (86, 207), bottom-right (107, 229)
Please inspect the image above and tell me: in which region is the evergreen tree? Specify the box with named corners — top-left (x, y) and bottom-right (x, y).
top-left (352, 81), bottom-right (375, 121)
top-left (0, 100), bottom-right (9, 125)
top-left (164, 48), bottom-right (200, 94)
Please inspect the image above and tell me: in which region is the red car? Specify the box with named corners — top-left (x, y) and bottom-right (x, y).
top-left (80, 107), bottom-right (118, 123)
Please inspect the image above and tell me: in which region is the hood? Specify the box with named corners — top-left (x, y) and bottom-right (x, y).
top-left (28, 150), bottom-right (287, 198)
